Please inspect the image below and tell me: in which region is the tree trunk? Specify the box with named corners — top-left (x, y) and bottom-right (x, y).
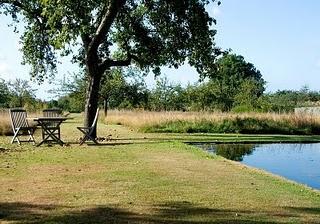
top-left (84, 72), bottom-right (102, 138)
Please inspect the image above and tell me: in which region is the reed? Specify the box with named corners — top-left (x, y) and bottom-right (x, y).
top-left (105, 110), bottom-right (320, 134)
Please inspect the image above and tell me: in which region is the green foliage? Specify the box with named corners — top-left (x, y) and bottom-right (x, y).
top-left (100, 68), bottom-right (149, 110)
top-left (7, 78), bottom-right (41, 110)
top-left (206, 53), bottom-right (266, 111)
top-left (53, 68), bottom-right (149, 112)
top-left (0, 78), bottom-right (11, 107)
top-left (1, 0), bottom-right (222, 130)
top-left (214, 144), bottom-right (255, 161)
top-left (149, 76), bottom-right (187, 111)
top-left (0, 0), bottom-right (221, 81)
top-left (0, 78), bottom-right (44, 110)
top-left (142, 117), bottom-right (320, 135)
top-left (48, 73), bottom-right (87, 112)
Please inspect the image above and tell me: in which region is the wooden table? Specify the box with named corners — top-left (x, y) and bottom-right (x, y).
top-left (33, 117), bottom-right (67, 146)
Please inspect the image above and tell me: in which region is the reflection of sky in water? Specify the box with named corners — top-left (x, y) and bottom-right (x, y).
top-left (243, 144), bottom-right (320, 190)
top-left (196, 143), bottom-right (320, 190)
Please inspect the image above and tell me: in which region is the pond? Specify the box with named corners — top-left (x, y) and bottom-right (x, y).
top-left (194, 143), bottom-right (320, 190)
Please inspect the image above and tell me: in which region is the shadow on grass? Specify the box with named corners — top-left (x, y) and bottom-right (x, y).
top-left (0, 201), bottom-right (315, 224)
top-left (86, 142), bottom-right (134, 146)
top-left (285, 206), bottom-right (320, 214)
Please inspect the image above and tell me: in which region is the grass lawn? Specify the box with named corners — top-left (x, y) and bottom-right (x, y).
top-left (0, 114), bottom-right (320, 223)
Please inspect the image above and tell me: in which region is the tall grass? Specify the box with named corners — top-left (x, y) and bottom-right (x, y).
top-left (0, 109), bottom-right (41, 136)
top-left (106, 110), bottom-right (320, 135)
top-left (0, 110), bottom-right (12, 135)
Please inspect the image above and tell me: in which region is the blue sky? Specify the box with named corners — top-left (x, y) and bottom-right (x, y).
top-left (1, 0), bottom-right (320, 99)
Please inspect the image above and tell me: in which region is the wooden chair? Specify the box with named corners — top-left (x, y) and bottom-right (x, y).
top-left (43, 108), bottom-right (62, 117)
top-left (42, 108), bottom-right (62, 141)
top-left (9, 108), bottom-right (36, 145)
top-left (77, 108), bottom-right (99, 145)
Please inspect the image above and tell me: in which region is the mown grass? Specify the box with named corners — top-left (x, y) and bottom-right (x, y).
top-left (106, 110), bottom-right (320, 135)
top-left (0, 114), bottom-right (320, 223)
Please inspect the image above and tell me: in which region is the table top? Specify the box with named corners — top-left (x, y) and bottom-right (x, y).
top-left (31, 117), bottom-right (68, 121)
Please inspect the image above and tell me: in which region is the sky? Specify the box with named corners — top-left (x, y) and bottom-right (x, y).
top-left (0, 0), bottom-right (320, 100)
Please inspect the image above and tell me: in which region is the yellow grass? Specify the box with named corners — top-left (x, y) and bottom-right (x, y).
top-left (0, 110), bottom-right (11, 135)
top-left (106, 109), bottom-right (320, 130)
top-left (0, 109), bottom-right (41, 135)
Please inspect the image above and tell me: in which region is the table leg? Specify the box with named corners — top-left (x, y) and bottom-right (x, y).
top-left (37, 121), bottom-right (64, 146)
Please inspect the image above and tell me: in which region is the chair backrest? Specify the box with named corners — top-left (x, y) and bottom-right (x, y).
top-left (91, 108), bottom-right (100, 128)
top-left (43, 108), bottom-right (62, 117)
top-left (9, 108), bottom-right (29, 130)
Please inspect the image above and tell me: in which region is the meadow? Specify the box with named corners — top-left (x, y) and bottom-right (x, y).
top-left (0, 113), bottom-right (320, 223)
top-left (106, 110), bottom-right (320, 135)
top-left (2, 109), bottom-right (320, 137)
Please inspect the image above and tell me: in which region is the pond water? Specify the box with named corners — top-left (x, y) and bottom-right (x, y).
top-left (194, 143), bottom-right (320, 190)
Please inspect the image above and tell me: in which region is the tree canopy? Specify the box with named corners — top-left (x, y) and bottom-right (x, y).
top-left (0, 0), bottom-right (222, 134)
top-left (0, 0), bottom-right (221, 79)
top-left (207, 53), bottom-right (266, 110)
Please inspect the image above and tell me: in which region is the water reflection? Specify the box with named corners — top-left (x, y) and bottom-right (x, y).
top-left (193, 143), bottom-right (320, 190)
top-left (197, 143), bottom-right (255, 161)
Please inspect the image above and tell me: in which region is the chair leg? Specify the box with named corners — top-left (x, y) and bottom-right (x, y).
top-left (28, 130), bottom-right (36, 144)
top-left (79, 136), bottom-right (87, 145)
top-left (11, 129), bottom-right (21, 145)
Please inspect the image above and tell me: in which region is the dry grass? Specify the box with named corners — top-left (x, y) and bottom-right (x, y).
top-left (1, 113), bottom-right (320, 223)
top-left (0, 110), bottom-right (12, 135)
top-left (106, 110), bottom-right (320, 131)
top-left (1, 140), bottom-right (320, 223)
top-left (0, 109), bottom-right (41, 136)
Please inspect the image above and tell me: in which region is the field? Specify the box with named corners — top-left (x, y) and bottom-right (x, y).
top-left (0, 113), bottom-right (320, 223)
top-left (106, 110), bottom-right (320, 135)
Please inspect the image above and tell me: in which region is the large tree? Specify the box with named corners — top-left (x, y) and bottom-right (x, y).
top-left (0, 0), bottom-right (221, 137)
top-left (208, 53), bottom-right (266, 111)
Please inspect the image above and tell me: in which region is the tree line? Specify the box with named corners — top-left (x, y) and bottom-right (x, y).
top-left (1, 53), bottom-right (319, 114)
top-left (47, 53), bottom-right (320, 114)
top-left (0, 78), bottom-right (45, 111)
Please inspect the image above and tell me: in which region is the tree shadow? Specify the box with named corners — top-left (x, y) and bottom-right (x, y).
top-left (0, 201), bottom-right (314, 224)
top-left (285, 206), bottom-right (320, 215)
top-left (86, 142), bottom-right (134, 146)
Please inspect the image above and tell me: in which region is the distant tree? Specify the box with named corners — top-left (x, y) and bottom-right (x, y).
top-left (100, 68), bottom-right (149, 115)
top-left (233, 79), bottom-right (263, 112)
top-left (0, 79), bottom-right (11, 108)
top-left (0, 0), bottom-right (221, 137)
top-left (8, 78), bottom-right (37, 108)
top-left (267, 90), bottom-right (299, 112)
top-left (149, 76), bottom-right (186, 111)
top-left (50, 73), bottom-right (87, 112)
top-left (208, 53), bottom-right (266, 111)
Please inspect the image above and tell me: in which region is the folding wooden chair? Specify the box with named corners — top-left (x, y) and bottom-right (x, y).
top-left (77, 108), bottom-right (99, 145)
top-left (9, 108), bottom-right (36, 145)
top-left (43, 108), bottom-right (62, 117)
top-left (42, 108), bottom-right (62, 141)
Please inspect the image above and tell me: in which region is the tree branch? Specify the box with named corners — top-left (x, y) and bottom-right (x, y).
top-left (99, 57), bottom-right (131, 72)
top-left (81, 34), bottom-right (91, 51)
top-left (0, 0), bottom-right (42, 17)
top-left (0, 0), bottom-right (23, 8)
top-left (87, 0), bottom-right (126, 58)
